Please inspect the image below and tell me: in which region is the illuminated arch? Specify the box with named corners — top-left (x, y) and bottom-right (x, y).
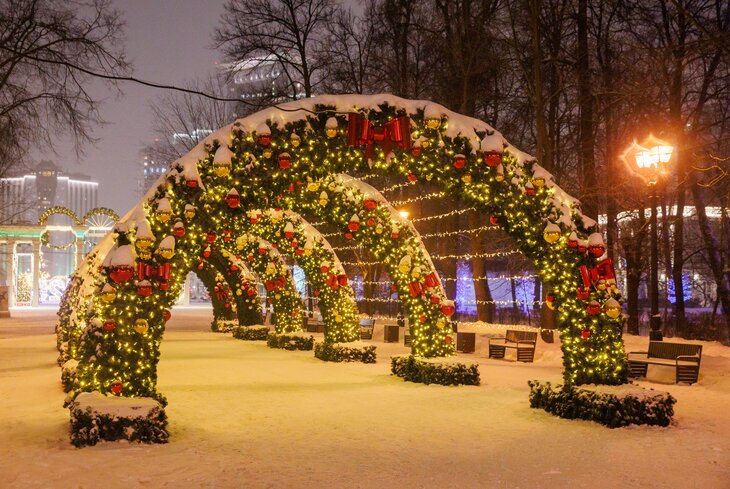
top-left (61, 95), bottom-right (626, 443)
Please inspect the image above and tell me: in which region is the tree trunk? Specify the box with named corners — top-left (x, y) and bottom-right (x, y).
top-left (576, 0), bottom-right (597, 219)
top-left (469, 213), bottom-right (494, 322)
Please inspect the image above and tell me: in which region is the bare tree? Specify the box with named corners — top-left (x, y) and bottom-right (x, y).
top-left (0, 0), bottom-right (128, 174)
top-left (214, 0), bottom-right (335, 100)
top-left (319, 8), bottom-right (376, 94)
top-left (148, 74), bottom-right (240, 162)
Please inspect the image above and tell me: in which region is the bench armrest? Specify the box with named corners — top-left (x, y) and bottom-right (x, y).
top-left (676, 355), bottom-right (700, 364)
top-left (628, 350), bottom-right (648, 355)
top-left (515, 340), bottom-right (535, 346)
top-left (489, 336), bottom-right (506, 344)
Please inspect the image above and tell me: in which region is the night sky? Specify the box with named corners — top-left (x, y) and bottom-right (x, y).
top-left (32, 0), bottom-right (227, 213)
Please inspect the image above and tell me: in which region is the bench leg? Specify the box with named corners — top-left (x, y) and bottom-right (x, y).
top-left (517, 347), bottom-right (535, 363)
top-left (628, 361), bottom-right (648, 378)
top-left (676, 365), bottom-right (699, 384)
top-left (489, 344), bottom-right (506, 359)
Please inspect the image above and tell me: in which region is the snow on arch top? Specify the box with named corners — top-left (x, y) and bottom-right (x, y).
top-left (166, 93), bottom-right (597, 236)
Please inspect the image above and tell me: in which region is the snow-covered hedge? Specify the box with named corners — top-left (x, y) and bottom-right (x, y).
top-left (232, 325), bottom-right (270, 341)
top-left (527, 380), bottom-right (676, 428)
top-left (61, 359), bottom-right (78, 393)
top-left (267, 331), bottom-right (314, 350)
top-left (315, 341), bottom-right (377, 363)
top-left (211, 319), bottom-right (238, 333)
top-left (69, 392), bottom-right (168, 447)
top-left (391, 355), bottom-right (480, 386)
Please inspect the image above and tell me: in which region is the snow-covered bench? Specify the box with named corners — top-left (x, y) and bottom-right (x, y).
top-left (488, 329), bottom-right (538, 362)
top-left (628, 341), bottom-right (702, 384)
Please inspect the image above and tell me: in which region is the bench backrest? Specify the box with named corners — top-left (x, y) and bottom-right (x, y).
top-left (648, 341), bottom-right (702, 360)
top-left (506, 329), bottom-right (538, 343)
top-left (359, 318), bottom-right (375, 328)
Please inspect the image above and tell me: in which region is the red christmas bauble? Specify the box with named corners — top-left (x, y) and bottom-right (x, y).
top-left (412, 147), bottom-right (422, 157)
top-left (173, 227), bottom-right (185, 237)
top-left (391, 232), bottom-right (399, 239)
top-left (453, 155), bottom-right (466, 169)
top-left (110, 381), bottom-right (123, 394)
top-left (407, 173), bottom-right (417, 182)
top-left (278, 154), bottom-right (291, 169)
top-left (441, 304), bottom-right (455, 316)
top-left (226, 194), bottom-right (240, 208)
top-left (348, 221), bottom-right (360, 232)
top-left (581, 329), bottom-right (591, 340)
top-left (589, 244), bottom-right (605, 258)
top-left (320, 265), bottom-right (330, 274)
top-left (525, 187), bottom-right (536, 197)
top-left (489, 215), bottom-right (499, 225)
top-left (103, 320), bottom-right (116, 332)
top-left (109, 265), bottom-right (135, 284)
top-left (257, 134), bottom-right (271, 146)
top-left (295, 249), bottom-right (303, 256)
top-left (483, 151), bottom-right (502, 167)
top-left (445, 335), bottom-right (453, 344)
top-left (367, 217), bottom-right (376, 226)
top-left (207, 232), bottom-right (217, 242)
top-left (363, 199), bottom-right (378, 210)
top-left (247, 288), bottom-right (256, 296)
top-left (345, 232), bottom-right (353, 240)
top-left (419, 315), bottom-right (427, 323)
top-left (163, 309), bottom-right (172, 321)
top-left (186, 179), bottom-right (199, 188)
top-left (137, 284), bottom-right (153, 297)
top-left (430, 295), bottom-right (441, 304)
top-left (576, 287), bottom-right (590, 300)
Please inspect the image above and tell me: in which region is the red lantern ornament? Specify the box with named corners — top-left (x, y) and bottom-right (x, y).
top-left (278, 152), bottom-right (292, 169)
top-left (186, 179), bottom-right (199, 189)
top-left (581, 329), bottom-right (591, 340)
top-left (226, 189), bottom-right (240, 208)
top-left (136, 280), bottom-right (153, 297)
top-left (109, 265), bottom-right (135, 284)
top-left (363, 198), bottom-right (378, 210)
top-left (441, 300), bottom-right (456, 316)
top-left (163, 309), bottom-right (172, 321)
top-left (586, 300), bottom-right (601, 315)
top-left (207, 231), bottom-right (217, 243)
top-left (103, 320), bottom-right (116, 332)
top-left (576, 287), bottom-right (590, 300)
top-left (110, 381), bottom-right (124, 395)
top-left (453, 153), bottom-right (466, 169)
top-left (482, 151), bottom-right (502, 167)
top-left (424, 272), bottom-right (440, 288)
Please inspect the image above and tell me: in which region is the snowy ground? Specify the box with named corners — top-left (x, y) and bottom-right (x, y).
top-left (1, 307), bottom-right (729, 489)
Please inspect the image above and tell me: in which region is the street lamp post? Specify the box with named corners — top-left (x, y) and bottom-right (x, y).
top-left (630, 139), bottom-right (674, 340)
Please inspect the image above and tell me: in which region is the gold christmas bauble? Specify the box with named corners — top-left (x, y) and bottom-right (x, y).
top-left (307, 182), bottom-right (320, 192)
top-left (213, 162), bottom-right (231, 178)
top-left (425, 117), bottom-right (440, 129)
top-left (319, 199), bottom-right (328, 206)
top-left (326, 128), bottom-right (338, 138)
top-left (101, 287), bottom-right (117, 303)
top-left (275, 294), bottom-right (281, 300)
top-left (158, 248), bottom-right (175, 260)
top-left (262, 148), bottom-right (273, 158)
top-left (134, 319), bottom-right (149, 334)
top-left (157, 210), bottom-right (172, 223)
top-left (135, 237), bottom-right (154, 250)
top-left (290, 134), bottom-right (301, 147)
top-left (533, 176), bottom-right (546, 188)
top-left (543, 231), bottom-right (560, 244)
top-left (184, 209), bottom-right (196, 219)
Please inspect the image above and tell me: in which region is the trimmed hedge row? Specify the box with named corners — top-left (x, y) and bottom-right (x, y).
top-left (391, 355), bottom-right (480, 386)
top-left (314, 342), bottom-right (377, 363)
top-left (267, 332), bottom-right (315, 350)
top-left (69, 396), bottom-right (169, 447)
top-left (211, 319), bottom-right (238, 333)
top-left (527, 380), bottom-right (676, 428)
top-left (232, 325), bottom-right (270, 341)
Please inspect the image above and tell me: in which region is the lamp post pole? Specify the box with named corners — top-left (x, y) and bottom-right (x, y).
top-left (649, 182), bottom-right (662, 340)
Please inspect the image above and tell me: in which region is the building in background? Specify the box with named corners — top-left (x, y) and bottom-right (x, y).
top-left (226, 54), bottom-right (303, 105)
top-left (0, 161), bottom-right (98, 224)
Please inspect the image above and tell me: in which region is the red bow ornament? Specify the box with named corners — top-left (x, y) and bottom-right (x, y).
top-left (347, 113), bottom-right (411, 162)
top-left (579, 258), bottom-right (616, 289)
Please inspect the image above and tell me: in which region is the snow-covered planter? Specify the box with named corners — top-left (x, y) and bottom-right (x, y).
top-left (527, 380), bottom-right (676, 428)
top-left (211, 318), bottom-right (238, 333)
top-left (232, 325), bottom-right (270, 341)
top-left (315, 341), bottom-right (377, 363)
top-left (69, 391), bottom-right (168, 447)
top-left (267, 331), bottom-right (314, 350)
top-left (61, 359), bottom-right (78, 393)
top-left (391, 355), bottom-right (480, 386)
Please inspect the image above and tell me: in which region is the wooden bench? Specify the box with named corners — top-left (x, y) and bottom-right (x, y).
top-left (404, 332), bottom-right (412, 346)
top-left (628, 341), bottom-right (702, 384)
top-left (360, 318), bottom-right (375, 340)
top-left (488, 329), bottom-right (538, 363)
